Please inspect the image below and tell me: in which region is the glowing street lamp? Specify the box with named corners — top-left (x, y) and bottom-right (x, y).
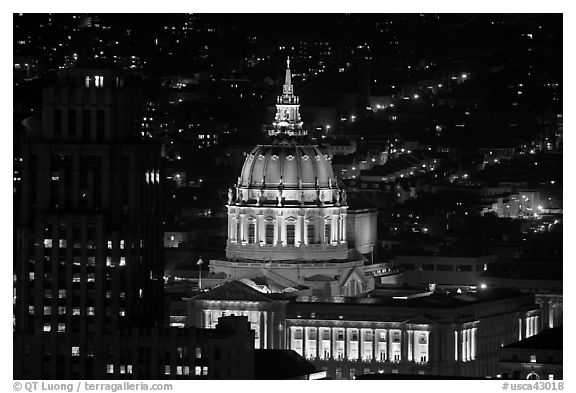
top-left (197, 258), bottom-right (204, 290)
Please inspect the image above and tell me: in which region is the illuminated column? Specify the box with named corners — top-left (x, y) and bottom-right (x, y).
top-left (535, 316), bottom-right (539, 334)
top-left (461, 329), bottom-right (466, 362)
top-left (302, 326), bottom-right (307, 357)
top-left (454, 331), bottom-right (458, 361)
top-left (370, 329), bottom-right (378, 361)
top-left (263, 311), bottom-right (268, 349)
top-left (279, 216), bottom-right (286, 246)
top-left (331, 214), bottom-right (338, 244)
top-left (239, 213), bottom-right (246, 244)
top-left (341, 212), bottom-right (347, 243)
top-left (407, 330), bottom-right (413, 362)
top-left (471, 328), bottom-right (476, 360)
top-left (257, 215), bottom-right (264, 245)
top-left (518, 318), bottom-right (523, 340)
top-left (344, 328), bottom-right (348, 359)
top-left (331, 327), bottom-right (337, 359)
top-left (316, 327), bottom-right (321, 359)
top-left (296, 215), bottom-right (303, 246)
top-left (387, 330), bottom-right (392, 362)
top-left (357, 329), bottom-right (361, 361)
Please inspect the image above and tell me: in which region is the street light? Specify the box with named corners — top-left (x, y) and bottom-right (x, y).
top-left (197, 258), bottom-right (204, 290)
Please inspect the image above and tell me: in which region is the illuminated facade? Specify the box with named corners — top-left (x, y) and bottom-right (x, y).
top-left (186, 280), bottom-right (542, 379)
top-left (211, 59), bottom-right (372, 296)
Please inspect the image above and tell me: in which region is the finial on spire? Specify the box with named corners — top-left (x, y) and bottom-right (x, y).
top-left (287, 56), bottom-right (290, 69)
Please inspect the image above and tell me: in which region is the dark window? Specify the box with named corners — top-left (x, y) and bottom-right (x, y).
top-left (437, 264), bottom-right (453, 271)
top-left (54, 109), bottom-right (62, 136)
top-left (96, 110), bottom-right (105, 141)
top-left (324, 223), bottom-right (331, 243)
top-left (68, 109), bottom-right (76, 136)
top-left (457, 265), bottom-right (472, 272)
top-left (286, 224), bottom-right (295, 245)
top-left (82, 110), bottom-right (91, 140)
top-left (265, 223), bottom-right (274, 245)
top-left (402, 263), bottom-right (415, 270)
top-left (248, 223), bottom-right (255, 244)
top-left (307, 223), bottom-right (315, 244)
top-left (422, 264), bottom-right (435, 271)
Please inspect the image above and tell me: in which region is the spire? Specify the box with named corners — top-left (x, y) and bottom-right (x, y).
top-left (270, 56), bottom-right (305, 136)
top-left (283, 56), bottom-right (293, 96)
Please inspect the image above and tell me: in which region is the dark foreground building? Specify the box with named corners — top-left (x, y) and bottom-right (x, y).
top-left (13, 68), bottom-right (256, 379)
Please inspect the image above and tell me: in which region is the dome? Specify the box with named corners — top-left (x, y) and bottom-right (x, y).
top-left (238, 138), bottom-right (335, 190)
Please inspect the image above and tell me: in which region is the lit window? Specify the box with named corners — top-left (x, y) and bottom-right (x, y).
top-left (58, 289), bottom-right (66, 298)
top-left (85, 76), bottom-right (91, 88)
top-left (530, 354), bottom-right (537, 363)
top-left (195, 366), bottom-right (201, 376)
top-left (183, 366), bottom-right (190, 375)
top-left (120, 240), bottom-right (125, 249)
top-left (106, 257), bottom-right (113, 267)
top-left (71, 346), bottom-right (79, 356)
top-left (87, 307), bottom-right (95, 316)
top-left (73, 274), bottom-right (81, 283)
top-left (165, 365), bottom-right (171, 375)
top-left (58, 323), bottom-right (65, 332)
top-left (59, 239), bottom-right (66, 248)
top-left (87, 273), bottom-right (95, 282)
top-left (58, 306), bottom-right (66, 315)
top-left (73, 308), bottom-right (80, 316)
top-left (195, 347), bottom-right (202, 358)
top-left (28, 306), bottom-right (34, 315)
top-left (29, 272), bottom-right (34, 281)
top-left (119, 257), bottom-right (126, 266)
top-left (202, 366), bottom-right (208, 376)
top-left (44, 239), bottom-right (52, 248)
top-left (43, 324), bottom-right (51, 332)
top-left (177, 366), bottom-right (183, 375)
top-left (106, 364), bottom-right (114, 374)
top-left (127, 365), bottom-right (133, 374)
top-left (119, 365), bottom-right (125, 374)
top-left (43, 306), bottom-right (51, 315)
top-left (107, 240), bottom-right (113, 249)
top-left (119, 309), bottom-right (125, 316)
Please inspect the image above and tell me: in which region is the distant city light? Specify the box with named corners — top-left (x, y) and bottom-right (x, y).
top-left (480, 283), bottom-right (487, 289)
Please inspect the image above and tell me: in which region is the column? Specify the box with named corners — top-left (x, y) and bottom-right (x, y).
top-left (344, 328), bottom-right (349, 360)
top-left (535, 316), bottom-right (539, 335)
top-left (302, 326), bottom-right (306, 358)
top-left (341, 213), bottom-right (347, 243)
top-left (387, 330), bottom-right (392, 362)
top-left (263, 311), bottom-right (268, 349)
top-left (370, 329), bottom-right (378, 361)
top-left (317, 326), bottom-right (321, 359)
top-left (454, 330), bottom-right (458, 361)
top-left (332, 327), bottom-right (337, 360)
top-left (296, 215), bottom-right (303, 246)
top-left (279, 216), bottom-right (286, 246)
top-left (471, 328), bottom-right (476, 360)
top-left (239, 214), bottom-right (246, 244)
top-left (331, 214), bottom-right (338, 244)
top-left (357, 329), bottom-right (361, 361)
top-left (407, 330), bottom-right (413, 362)
top-left (461, 329), bottom-right (466, 362)
top-left (257, 215), bottom-right (264, 245)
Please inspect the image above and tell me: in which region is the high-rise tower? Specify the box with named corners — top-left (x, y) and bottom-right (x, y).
top-left (14, 68), bottom-right (164, 378)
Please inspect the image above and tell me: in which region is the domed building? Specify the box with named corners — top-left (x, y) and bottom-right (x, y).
top-left (210, 59), bottom-right (372, 297)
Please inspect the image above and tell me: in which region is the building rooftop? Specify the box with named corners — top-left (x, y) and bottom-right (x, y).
top-left (504, 327), bottom-right (563, 351)
top-left (292, 287), bottom-right (530, 309)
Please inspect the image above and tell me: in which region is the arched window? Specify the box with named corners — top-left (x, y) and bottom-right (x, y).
top-left (248, 218), bottom-right (256, 244)
top-left (306, 221), bottom-right (315, 244)
top-left (265, 219), bottom-right (275, 245)
top-left (324, 218), bottom-right (332, 244)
